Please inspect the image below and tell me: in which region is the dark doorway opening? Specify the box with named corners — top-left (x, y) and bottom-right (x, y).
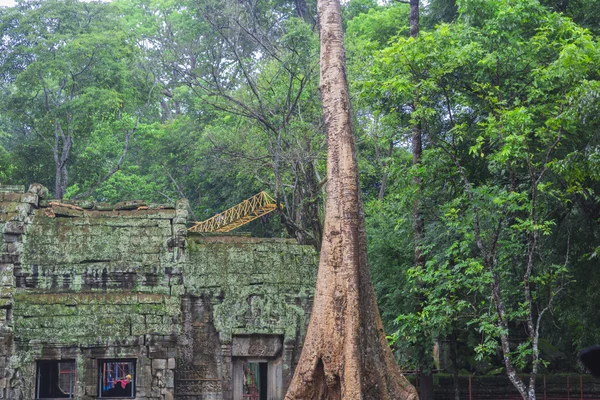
top-left (36, 360), bottom-right (75, 398)
top-left (242, 361), bottom-right (268, 400)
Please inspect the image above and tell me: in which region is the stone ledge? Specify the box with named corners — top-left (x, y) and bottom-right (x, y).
top-left (0, 185), bottom-right (25, 194)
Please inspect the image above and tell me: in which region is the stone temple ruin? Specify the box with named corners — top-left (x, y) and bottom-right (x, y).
top-left (0, 184), bottom-right (317, 399)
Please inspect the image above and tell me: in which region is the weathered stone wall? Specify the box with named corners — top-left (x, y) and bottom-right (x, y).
top-left (0, 184), bottom-right (317, 400)
top-left (1, 184), bottom-right (39, 399)
top-left (180, 238), bottom-right (316, 398)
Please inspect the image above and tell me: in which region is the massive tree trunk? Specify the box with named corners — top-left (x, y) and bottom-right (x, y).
top-left (285, 1), bottom-right (418, 399)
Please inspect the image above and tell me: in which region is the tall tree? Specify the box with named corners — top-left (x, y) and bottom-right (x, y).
top-left (138, 0), bottom-right (326, 247)
top-left (367, 0), bottom-right (600, 398)
top-left (285, 0), bottom-right (418, 398)
top-left (0, 0), bottom-right (153, 199)
top-left (408, 1), bottom-right (434, 399)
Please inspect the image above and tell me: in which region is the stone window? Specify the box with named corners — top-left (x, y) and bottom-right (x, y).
top-left (98, 360), bottom-right (136, 398)
top-left (36, 360), bottom-right (76, 399)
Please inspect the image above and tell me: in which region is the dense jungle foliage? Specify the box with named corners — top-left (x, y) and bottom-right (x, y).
top-left (1, 0), bottom-right (599, 396)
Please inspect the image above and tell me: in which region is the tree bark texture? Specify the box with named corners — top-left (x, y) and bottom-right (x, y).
top-left (284, 1), bottom-right (419, 399)
top-left (410, 0), bottom-right (420, 38)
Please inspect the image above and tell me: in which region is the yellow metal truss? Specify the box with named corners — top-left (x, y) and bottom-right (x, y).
top-left (188, 191), bottom-right (280, 233)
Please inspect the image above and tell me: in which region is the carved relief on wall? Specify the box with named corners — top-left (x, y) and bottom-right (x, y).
top-left (231, 335), bottom-right (283, 358)
top-left (176, 295), bottom-right (224, 398)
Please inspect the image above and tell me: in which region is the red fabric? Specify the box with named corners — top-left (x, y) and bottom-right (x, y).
top-left (114, 379), bottom-right (130, 389)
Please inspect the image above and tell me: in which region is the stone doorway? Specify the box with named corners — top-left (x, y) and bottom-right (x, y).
top-left (231, 336), bottom-right (283, 400)
top-left (237, 360), bottom-right (267, 400)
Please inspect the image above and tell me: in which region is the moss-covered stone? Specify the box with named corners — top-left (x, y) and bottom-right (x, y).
top-left (1, 185), bottom-right (316, 400)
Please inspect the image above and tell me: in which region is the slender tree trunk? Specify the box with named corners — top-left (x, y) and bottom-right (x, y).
top-left (409, 1), bottom-right (433, 398)
top-left (295, 0), bottom-right (316, 26)
top-left (450, 330), bottom-right (460, 400)
top-left (413, 120), bottom-right (433, 400)
top-left (378, 140), bottom-right (394, 200)
top-left (60, 164), bottom-right (68, 199)
top-left (53, 124), bottom-right (72, 199)
top-left (160, 99), bottom-right (173, 122)
top-left (305, 160), bottom-right (324, 250)
top-left (412, 125), bottom-right (423, 259)
top-left (285, 1), bottom-right (418, 399)
top-left (54, 164), bottom-right (64, 200)
top-left (491, 276), bottom-right (531, 400)
top-left (296, 0), bottom-right (308, 19)
top-left (418, 365), bottom-right (434, 400)
top-left (414, 330), bottom-right (433, 400)
top-left (55, 162), bottom-right (68, 200)
top-left (410, 0), bottom-right (420, 38)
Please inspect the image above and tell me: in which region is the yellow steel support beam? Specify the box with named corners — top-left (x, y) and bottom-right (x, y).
top-left (188, 191), bottom-right (280, 233)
